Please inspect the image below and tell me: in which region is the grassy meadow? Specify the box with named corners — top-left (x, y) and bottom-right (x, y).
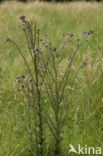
top-left (0, 1), bottom-right (103, 156)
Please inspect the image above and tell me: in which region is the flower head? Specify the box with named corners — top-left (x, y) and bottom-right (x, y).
top-left (21, 75), bottom-right (26, 79)
top-left (53, 47), bottom-right (56, 52)
top-left (20, 15), bottom-right (26, 21)
top-left (83, 62), bottom-right (87, 66)
top-left (21, 84), bottom-right (25, 89)
top-left (40, 38), bottom-right (43, 42)
top-left (28, 103), bottom-right (31, 107)
top-left (25, 146), bottom-right (30, 151)
top-left (84, 30), bottom-right (93, 35)
top-left (16, 75), bottom-right (21, 79)
top-left (29, 45), bottom-right (34, 49)
top-left (6, 37), bottom-right (11, 42)
top-left (89, 30), bottom-right (93, 34)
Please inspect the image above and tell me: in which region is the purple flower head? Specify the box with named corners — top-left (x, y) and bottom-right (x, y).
top-left (84, 31), bottom-right (93, 35)
top-left (40, 38), bottom-right (43, 42)
top-left (20, 15), bottom-right (26, 21)
top-left (25, 146), bottom-right (30, 151)
top-left (29, 45), bottom-right (34, 49)
top-left (87, 32), bottom-right (91, 35)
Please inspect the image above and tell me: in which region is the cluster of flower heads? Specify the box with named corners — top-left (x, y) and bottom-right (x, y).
top-left (6, 15), bottom-right (94, 94)
top-left (84, 30), bottom-right (93, 35)
top-left (20, 15), bottom-right (56, 54)
top-left (16, 74), bottom-right (33, 92)
top-left (67, 32), bottom-right (74, 37)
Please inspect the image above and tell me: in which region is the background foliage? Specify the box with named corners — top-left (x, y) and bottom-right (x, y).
top-left (0, 0), bottom-right (102, 3)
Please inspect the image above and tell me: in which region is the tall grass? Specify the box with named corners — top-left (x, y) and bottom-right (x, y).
top-left (0, 1), bottom-right (103, 156)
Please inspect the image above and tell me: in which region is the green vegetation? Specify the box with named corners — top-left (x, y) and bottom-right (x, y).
top-left (0, 1), bottom-right (103, 156)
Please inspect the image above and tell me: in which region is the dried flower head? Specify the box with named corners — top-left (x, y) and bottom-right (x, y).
top-left (67, 32), bottom-right (74, 37)
top-left (6, 38), bottom-right (11, 42)
top-left (21, 84), bottom-right (25, 89)
top-left (53, 47), bottom-right (56, 52)
top-left (89, 30), bottom-right (93, 34)
top-left (16, 75), bottom-right (21, 79)
top-left (21, 75), bottom-right (26, 79)
top-left (83, 62), bottom-right (87, 66)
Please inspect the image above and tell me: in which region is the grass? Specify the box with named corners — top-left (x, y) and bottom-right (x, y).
top-left (0, 1), bottom-right (103, 156)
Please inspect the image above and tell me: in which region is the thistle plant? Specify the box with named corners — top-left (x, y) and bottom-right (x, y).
top-left (6, 16), bottom-right (93, 156)
top-left (41, 31), bottom-right (93, 155)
